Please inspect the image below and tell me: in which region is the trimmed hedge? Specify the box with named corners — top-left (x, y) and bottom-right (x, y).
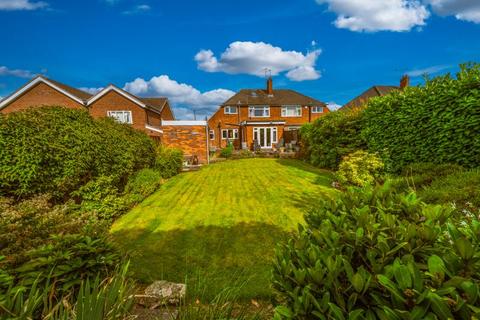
top-left (0, 107), bottom-right (155, 200)
top-left (362, 63), bottom-right (480, 172)
top-left (300, 108), bottom-right (366, 170)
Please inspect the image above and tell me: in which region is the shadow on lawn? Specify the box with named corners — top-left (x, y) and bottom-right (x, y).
top-left (111, 222), bottom-right (296, 300)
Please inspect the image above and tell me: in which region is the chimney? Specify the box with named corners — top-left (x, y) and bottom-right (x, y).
top-left (266, 77), bottom-right (273, 95)
top-left (400, 75), bottom-right (410, 89)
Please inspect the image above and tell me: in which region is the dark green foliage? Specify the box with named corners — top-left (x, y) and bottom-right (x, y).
top-left (300, 109), bottom-right (366, 170)
top-left (391, 162), bottom-right (465, 192)
top-left (362, 63), bottom-right (480, 172)
top-left (15, 234), bottom-right (120, 295)
top-left (220, 143), bottom-right (234, 158)
top-left (0, 106), bottom-right (155, 200)
top-left (272, 184), bottom-right (480, 319)
top-left (123, 168), bottom-right (162, 206)
top-left (155, 146), bottom-right (184, 178)
top-left (0, 195), bottom-right (105, 267)
top-left (419, 168), bottom-right (480, 209)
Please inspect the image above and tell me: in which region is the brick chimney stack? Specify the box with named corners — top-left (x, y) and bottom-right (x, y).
top-left (266, 77), bottom-right (273, 95)
top-left (400, 75), bottom-right (410, 89)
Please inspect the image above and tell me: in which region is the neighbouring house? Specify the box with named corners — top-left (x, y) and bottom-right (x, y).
top-left (208, 77), bottom-right (329, 151)
top-left (0, 76), bottom-right (209, 164)
top-left (340, 75), bottom-right (409, 111)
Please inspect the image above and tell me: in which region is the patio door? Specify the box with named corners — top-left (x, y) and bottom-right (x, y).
top-left (253, 127), bottom-right (277, 148)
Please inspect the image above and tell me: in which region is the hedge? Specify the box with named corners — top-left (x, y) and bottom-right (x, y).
top-left (300, 108), bottom-right (366, 170)
top-left (0, 106), bottom-right (156, 200)
top-left (362, 63), bottom-right (480, 172)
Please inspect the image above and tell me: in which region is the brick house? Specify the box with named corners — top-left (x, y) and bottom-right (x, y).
top-left (208, 78), bottom-right (329, 150)
top-left (0, 76), bottom-right (209, 164)
top-left (339, 75), bottom-right (409, 111)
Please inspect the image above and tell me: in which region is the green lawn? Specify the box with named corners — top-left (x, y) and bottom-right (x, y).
top-left (111, 158), bottom-right (337, 299)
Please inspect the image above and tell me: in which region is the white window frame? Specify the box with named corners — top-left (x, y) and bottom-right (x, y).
top-left (253, 127), bottom-right (278, 148)
top-left (312, 106), bottom-right (324, 113)
top-left (224, 106), bottom-right (238, 114)
top-left (107, 110), bottom-right (133, 124)
top-left (248, 106), bottom-right (270, 118)
top-left (281, 105), bottom-right (302, 117)
top-left (221, 129), bottom-right (239, 140)
top-left (209, 129), bottom-right (215, 140)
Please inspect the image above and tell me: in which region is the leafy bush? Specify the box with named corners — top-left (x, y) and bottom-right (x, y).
top-left (15, 234), bottom-right (120, 295)
top-left (73, 175), bottom-right (128, 220)
top-left (123, 168), bottom-right (162, 206)
top-left (419, 168), bottom-right (480, 209)
top-left (220, 143), bottom-right (234, 158)
top-left (273, 184), bottom-right (480, 319)
top-left (300, 108), bottom-right (366, 170)
top-left (362, 63), bottom-right (480, 172)
top-left (155, 146), bottom-right (184, 178)
top-left (0, 195), bottom-right (103, 267)
top-left (336, 151), bottom-right (384, 187)
top-left (0, 106), bottom-right (155, 200)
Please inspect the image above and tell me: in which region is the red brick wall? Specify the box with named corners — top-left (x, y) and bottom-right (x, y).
top-left (0, 82), bottom-right (85, 114)
top-left (89, 90), bottom-right (148, 132)
top-left (162, 125), bottom-right (209, 164)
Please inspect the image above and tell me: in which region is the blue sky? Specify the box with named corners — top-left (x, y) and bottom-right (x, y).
top-left (0, 0), bottom-right (479, 118)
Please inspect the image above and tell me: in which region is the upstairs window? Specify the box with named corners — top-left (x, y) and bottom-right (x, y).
top-left (209, 129), bottom-right (215, 140)
top-left (249, 106), bottom-right (270, 117)
top-left (312, 106), bottom-right (324, 113)
top-left (107, 111), bottom-right (132, 124)
top-left (224, 106), bottom-right (238, 114)
top-left (281, 105), bottom-right (302, 117)
top-left (221, 129), bottom-right (239, 139)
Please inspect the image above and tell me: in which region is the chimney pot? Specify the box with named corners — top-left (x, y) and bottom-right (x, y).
top-left (266, 77), bottom-right (273, 95)
top-left (400, 75), bottom-right (410, 89)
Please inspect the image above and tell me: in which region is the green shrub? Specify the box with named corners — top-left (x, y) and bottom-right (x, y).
top-left (336, 151), bottom-right (384, 187)
top-left (73, 175), bottom-right (128, 220)
top-left (0, 195), bottom-right (102, 267)
top-left (362, 63), bottom-right (480, 172)
top-left (220, 144), bottom-right (234, 158)
top-left (300, 108), bottom-right (366, 170)
top-left (15, 234), bottom-right (120, 295)
top-left (0, 107), bottom-right (155, 200)
top-left (272, 184), bottom-right (480, 319)
top-left (419, 168), bottom-right (480, 209)
top-left (123, 168), bottom-right (162, 206)
top-left (155, 146), bottom-right (184, 178)
top-left (391, 162), bottom-right (466, 192)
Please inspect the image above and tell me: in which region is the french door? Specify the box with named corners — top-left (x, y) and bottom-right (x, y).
top-left (253, 127), bottom-right (278, 148)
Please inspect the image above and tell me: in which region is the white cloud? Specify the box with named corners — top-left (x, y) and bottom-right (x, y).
top-left (195, 41), bottom-right (322, 81)
top-left (0, 66), bottom-right (34, 78)
top-left (0, 0), bottom-right (48, 10)
top-left (122, 4), bottom-right (151, 15)
top-left (79, 87), bottom-right (103, 94)
top-left (316, 0), bottom-right (430, 32)
top-left (426, 0), bottom-right (480, 23)
top-left (327, 102), bottom-right (342, 111)
top-left (123, 75), bottom-right (235, 120)
top-left (406, 64), bottom-right (451, 77)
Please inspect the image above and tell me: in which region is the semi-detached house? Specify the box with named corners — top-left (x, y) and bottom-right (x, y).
top-left (0, 76), bottom-right (210, 164)
top-left (208, 78), bottom-right (330, 150)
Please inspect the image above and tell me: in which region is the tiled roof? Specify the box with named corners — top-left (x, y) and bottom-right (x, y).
top-left (341, 85), bottom-right (398, 110)
top-left (44, 77), bottom-right (93, 101)
top-left (139, 97), bottom-right (168, 113)
top-left (222, 89), bottom-right (326, 107)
